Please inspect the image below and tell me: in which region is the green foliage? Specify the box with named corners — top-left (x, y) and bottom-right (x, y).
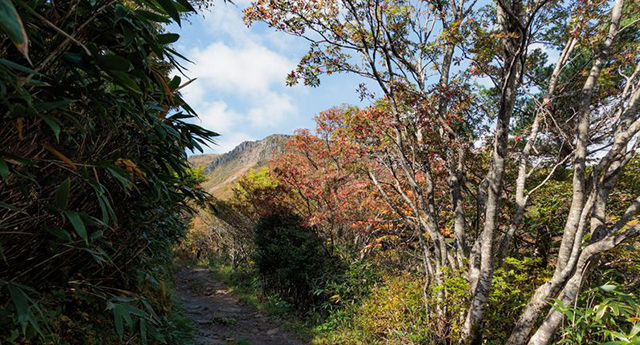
top-left (317, 259), bottom-right (380, 312)
top-left (231, 166), bottom-right (294, 220)
top-left (554, 283), bottom-right (640, 344)
top-left (351, 272), bottom-right (431, 345)
top-left (0, 0), bottom-right (29, 61)
top-left (253, 212), bottom-right (332, 311)
top-left (485, 257), bottom-right (550, 343)
top-left (0, 0), bottom-right (215, 343)
top-left (182, 167), bottom-right (207, 187)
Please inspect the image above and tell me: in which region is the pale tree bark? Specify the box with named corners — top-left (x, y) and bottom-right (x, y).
top-left (496, 36), bottom-right (578, 263)
top-left (463, 0), bottom-right (526, 342)
top-left (360, 0), bottom-right (477, 327)
top-left (591, 62), bottom-right (640, 234)
top-left (506, 1), bottom-right (629, 343)
top-left (528, 76), bottom-right (640, 344)
top-left (555, 0), bottom-right (625, 274)
top-left (436, 0), bottom-right (470, 268)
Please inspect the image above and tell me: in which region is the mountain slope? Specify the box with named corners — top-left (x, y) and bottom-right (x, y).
top-left (191, 134), bottom-right (290, 199)
top-left (189, 153), bottom-right (220, 169)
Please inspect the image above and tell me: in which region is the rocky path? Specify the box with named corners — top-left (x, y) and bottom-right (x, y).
top-left (175, 267), bottom-right (304, 345)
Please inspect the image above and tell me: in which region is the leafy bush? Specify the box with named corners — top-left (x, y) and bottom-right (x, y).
top-left (484, 257), bottom-right (550, 343)
top-left (554, 283), bottom-right (640, 344)
top-left (0, 0), bottom-right (215, 343)
top-left (253, 213), bottom-right (332, 311)
top-left (352, 272), bottom-right (431, 345)
top-left (317, 259), bottom-right (381, 312)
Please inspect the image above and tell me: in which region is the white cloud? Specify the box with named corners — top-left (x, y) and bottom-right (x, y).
top-left (200, 2), bottom-right (254, 43)
top-left (175, 2), bottom-right (307, 154)
top-left (246, 92), bottom-right (296, 128)
top-left (179, 78), bottom-right (205, 105)
top-left (196, 101), bottom-right (241, 133)
top-left (187, 42), bottom-right (294, 95)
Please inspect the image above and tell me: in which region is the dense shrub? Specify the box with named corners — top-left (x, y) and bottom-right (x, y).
top-left (353, 272), bottom-right (432, 345)
top-left (484, 257), bottom-right (550, 343)
top-left (0, 0), bottom-right (215, 343)
top-left (253, 213), bottom-right (332, 311)
top-left (553, 283), bottom-right (640, 344)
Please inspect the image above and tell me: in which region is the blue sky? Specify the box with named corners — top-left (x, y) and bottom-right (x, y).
top-left (169, 1), bottom-right (373, 154)
top-left (170, 1), bottom-right (558, 154)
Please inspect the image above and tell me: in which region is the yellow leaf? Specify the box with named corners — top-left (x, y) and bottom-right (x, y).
top-left (42, 144), bottom-right (77, 171)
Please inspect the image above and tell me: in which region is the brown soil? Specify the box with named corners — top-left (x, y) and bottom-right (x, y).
top-left (175, 267), bottom-right (305, 345)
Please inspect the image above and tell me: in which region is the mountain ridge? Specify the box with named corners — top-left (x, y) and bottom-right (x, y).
top-left (190, 134), bottom-right (290, 198)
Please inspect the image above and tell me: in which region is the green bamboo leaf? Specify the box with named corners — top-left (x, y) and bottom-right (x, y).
top-left (7, 284), bottom-right (30, 333)
top-left (96, 54), bottom-right (132, 72)
top-left (0, 158), bottom-right (8, 180)
top-left (55, 178), bottom-right (70, 210)
top-left (109, 71), bottom-right (142, 94)
top-left (156, 0), bottom-right (180, 26)
top-left (0, 201), bottom-right (25, 213)
top-left (175, 0), bottom-right (195, 12)
top-left (123, 25), bottom-right (135, 47)
top-left (113, 304), bottom-right (125, 338)
top-left (631, 323), bottom-right (640, 337)
top-left (0, 57), bottom-right (37, 74)
top-left (106, 166), bottom-right (131, 189)
top-left (0, 0), bottom-right (30, 63)
top-left (39, 114), bottom-right (61, 140)
top-left (146, 322), bottom-right (165, 342)
top-left (48, 227), bottom-right (72, 242)
top-left (167, 75), bottom-right (181, 90)
top-left (157, 33), bottom-right (179, 45)
top-left (114, 3), bottom-right (128, 20)
top-left (140, 319), bottom-right (148, 345)
top-left (34, 99), bottom-right (74, 112)
top-left (94, 187), bottom-right (114, 226)
top-left (122, 304), bottom-right (147, 317)
top-left (64, 211), bottom-right (87, 244)
top-left (24, 78), bottom-right (49, 87)
top-left (89, 230), bottom-right (102, 241)
top-left (166, 47), bottom-right (192, 63)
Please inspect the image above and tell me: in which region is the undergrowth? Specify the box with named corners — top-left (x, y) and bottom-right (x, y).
top-left (201, 256), bottom-right (564, 345)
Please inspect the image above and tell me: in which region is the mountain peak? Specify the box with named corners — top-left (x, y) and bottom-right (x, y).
top-left (190, 134), bottom-right (290, 198)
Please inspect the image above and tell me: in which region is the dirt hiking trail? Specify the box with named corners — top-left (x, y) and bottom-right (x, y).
top-left (175, 267), bottom-right (305, 345)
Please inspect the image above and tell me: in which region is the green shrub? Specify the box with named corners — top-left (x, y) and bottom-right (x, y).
top-left (553, 283), bottom-right (640, 344)
top-left (253, 213), bottom-right (331, 311)
top-left (484, 257), bottom-right (549, 343)
top-left (317, 259), bottom-right (381, 312)
top-left (353, 272), bottom-right (431, 345)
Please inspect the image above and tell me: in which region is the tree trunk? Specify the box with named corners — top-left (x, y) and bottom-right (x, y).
top-left (463, 1), bottom-right (525, 342)
top-left (506, 2), bottom-right (626, 343)
top-left (496, 36), bottom-right (577, 263)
